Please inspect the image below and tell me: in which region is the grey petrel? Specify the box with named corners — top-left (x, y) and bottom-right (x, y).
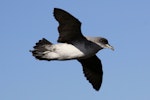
top-left (30, 8), bottom-right (114, 91)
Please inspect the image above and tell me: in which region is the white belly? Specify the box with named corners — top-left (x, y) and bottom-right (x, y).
top-left (52, 43), bottom-right (85, 60)
top-left (43, 42), bottom-right (99, 60)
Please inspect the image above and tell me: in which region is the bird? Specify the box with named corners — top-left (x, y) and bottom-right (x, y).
top-left (30, 8), bottom-right (114, 91)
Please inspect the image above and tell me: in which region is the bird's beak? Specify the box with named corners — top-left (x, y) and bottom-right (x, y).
top-left (105, 44), bottom-right (114, 51)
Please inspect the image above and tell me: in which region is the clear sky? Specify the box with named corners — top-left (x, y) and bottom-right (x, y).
top-left (0, 0), bottom-right (150, 100)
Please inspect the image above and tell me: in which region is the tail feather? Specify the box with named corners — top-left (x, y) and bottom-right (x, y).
top-left (30, 38), bottom-right (52, 61)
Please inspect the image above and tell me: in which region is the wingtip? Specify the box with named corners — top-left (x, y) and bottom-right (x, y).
top-left (93, 85), bottom-right (101, 91)
top-left (54, 7), bottom-right (59, 9)
top-left (54, 8), bottom-right (58, 11)
top-left (53, 8), bottom-right (61, 17)
top-left (54, 8), bottom-right (64, 13)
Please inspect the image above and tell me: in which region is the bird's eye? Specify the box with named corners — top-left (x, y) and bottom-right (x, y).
top-left (100, 38), bottom-right (108, 44)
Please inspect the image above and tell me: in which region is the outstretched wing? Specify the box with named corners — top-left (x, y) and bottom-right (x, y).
top-left (53, 8), bottom-right (85, 43)
top-left (78, 55), bottom-right (103, 91)
top-left (54, 8), bottom-right (103, 91)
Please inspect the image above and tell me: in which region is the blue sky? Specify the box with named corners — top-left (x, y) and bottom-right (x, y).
top-left (0, 0), bottom-right (150, 100)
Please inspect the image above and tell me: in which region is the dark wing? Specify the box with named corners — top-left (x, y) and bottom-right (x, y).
top-left (53, 8), bottom-right (85, 43)
top-left (78, 55), bottom-right (103, 91)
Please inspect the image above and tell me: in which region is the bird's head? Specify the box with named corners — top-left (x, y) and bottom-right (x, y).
top-left (98, 37), bottom-right (114, 51)
top-left (86, 37), bottom-right (114, 51)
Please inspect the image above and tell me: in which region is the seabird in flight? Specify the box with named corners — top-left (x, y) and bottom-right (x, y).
top-left (30, 8), bottom-right (114, 91)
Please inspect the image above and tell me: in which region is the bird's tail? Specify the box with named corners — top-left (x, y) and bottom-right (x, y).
top-left (30, 38), bottom-right (53, 61)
